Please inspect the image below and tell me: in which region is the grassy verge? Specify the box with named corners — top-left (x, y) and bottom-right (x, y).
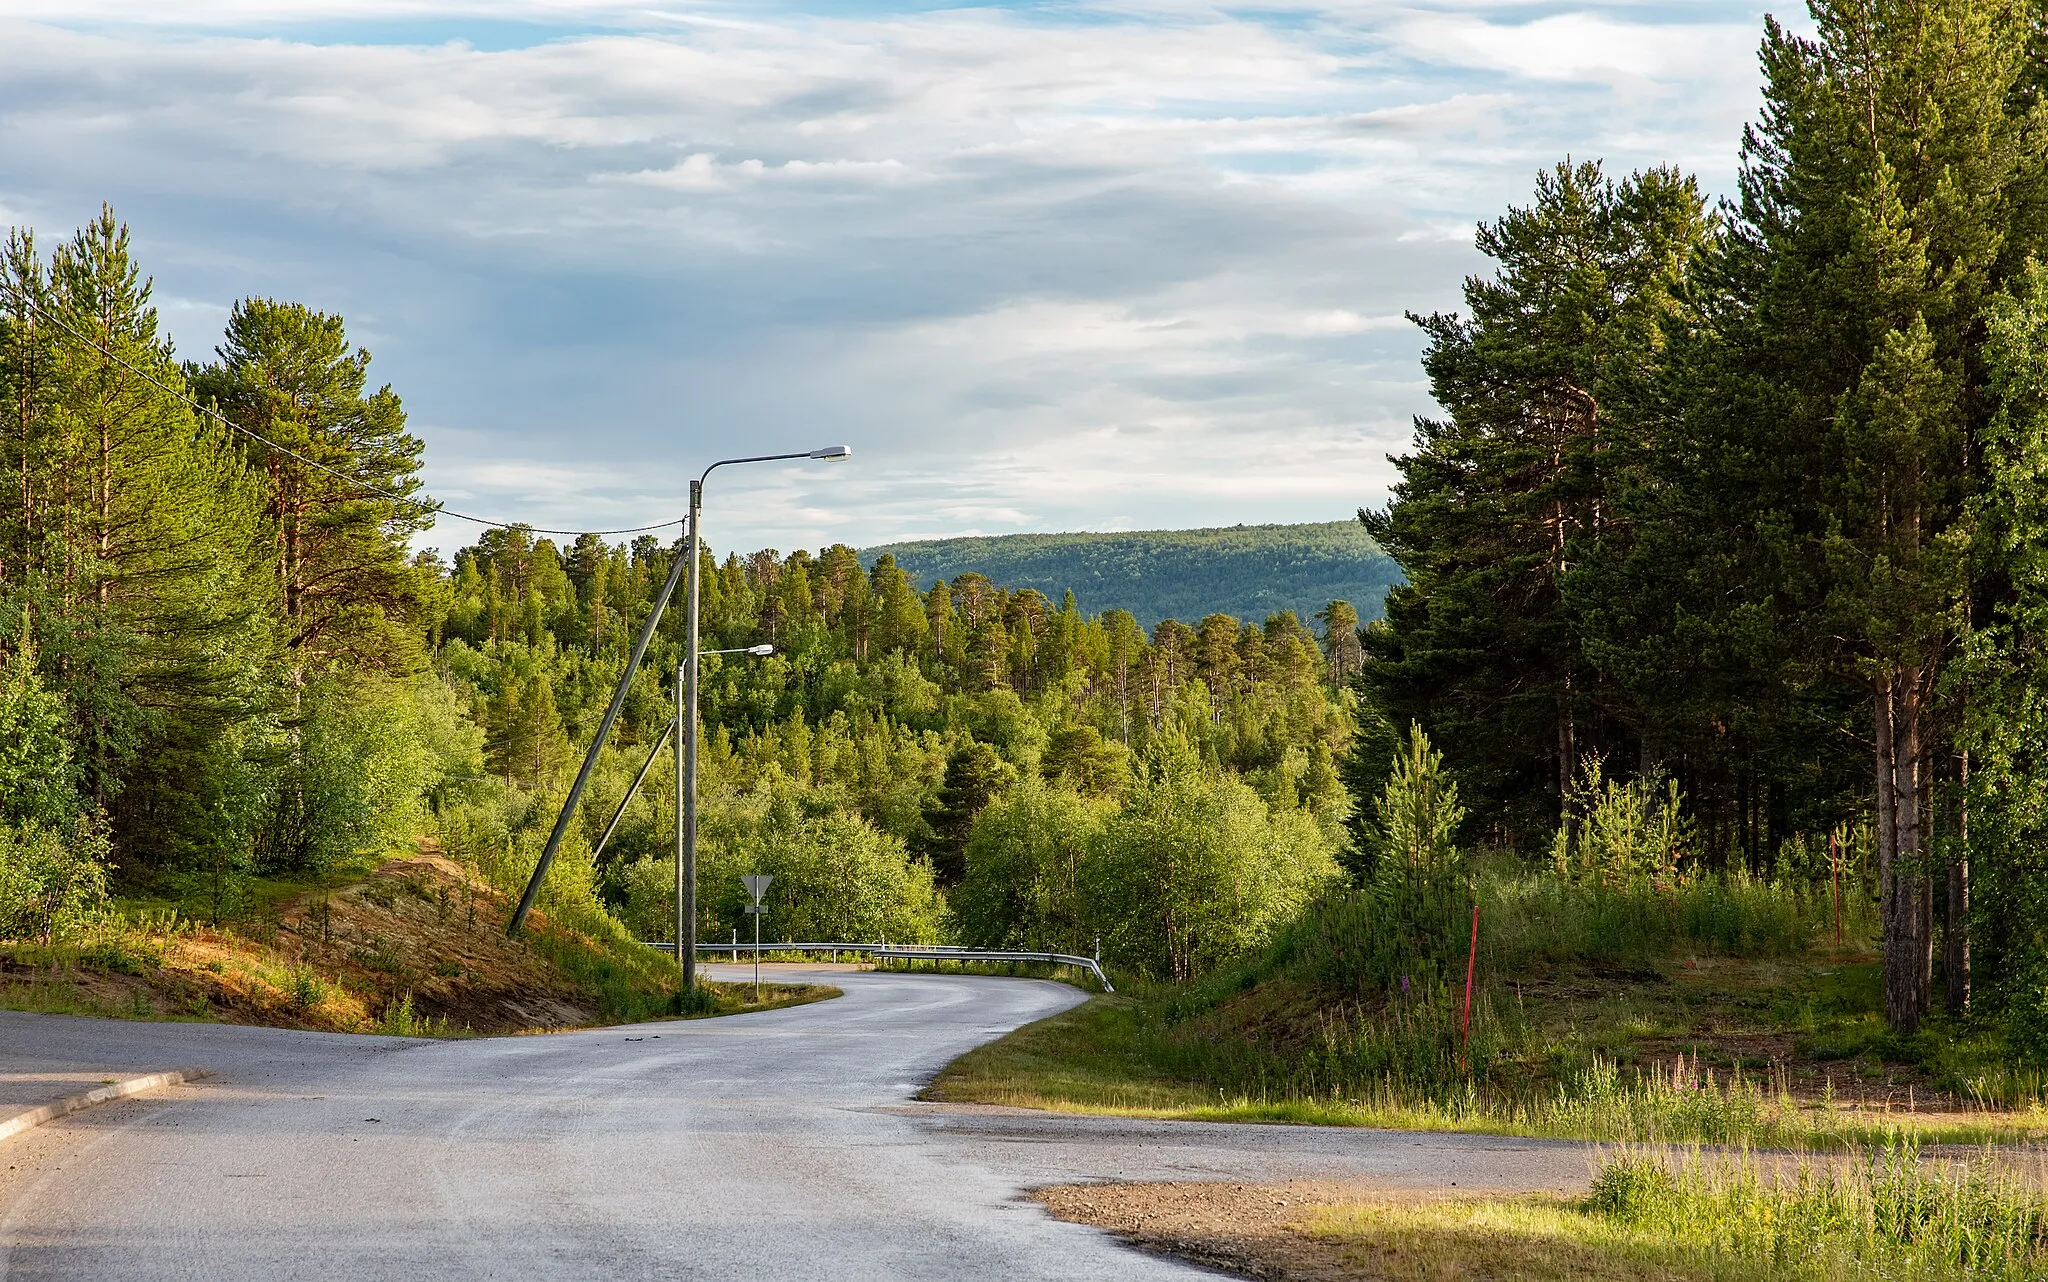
top-left (0, 851), bottom-right (837, 1035)
top-left (928, 990), bottom-right (2048, 1148)
top-left (1041, 1144), bottom-right (2048, 1281)
top-left (932, 872), bottom-right (2048, 1148)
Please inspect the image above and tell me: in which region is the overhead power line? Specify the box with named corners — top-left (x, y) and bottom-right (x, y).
top-left (0, 286), bottom-right (688, 539)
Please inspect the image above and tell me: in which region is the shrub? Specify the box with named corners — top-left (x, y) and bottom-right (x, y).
top-left (955, 778), bottom-right (1109, 953)
top-left (622, 778), bottom-right (947, 947)
top-left (264, 673), bottom-right (482, 873)
top-left (1550, 757), bottom-right (1691, 890)
top-left (0, 641), bottom-right (80, 829)
top-left (1083, 737), bottom-right (1338, 981)
top-left (0, 815), bottom-right (111, 945)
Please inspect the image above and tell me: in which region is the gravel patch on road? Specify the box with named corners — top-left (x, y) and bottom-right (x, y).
top-left (1037, 1179), bottom-right (1442, 1281)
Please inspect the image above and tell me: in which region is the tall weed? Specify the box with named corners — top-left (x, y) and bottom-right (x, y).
top-left (1590, 1141), bottom-right (2048, 1280)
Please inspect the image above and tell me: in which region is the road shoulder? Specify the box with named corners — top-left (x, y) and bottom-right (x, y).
top-left (0, 1069), bottom-right (210, 1145)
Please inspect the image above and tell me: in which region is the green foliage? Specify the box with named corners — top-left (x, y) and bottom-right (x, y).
top-left (1550, 758), bottom-right (1692, 890)
top-left (866, 522), bottom-right (1397, 631)
top-left (1358, 0), bottom-right (2048, 1039)
top-left (1368, 722), bottom-right (1465, 900)
top-left (264, 675), bottom-right (471, 873)
top-left (955, 777), bottom-right (1110, 953)
top-left (1039, 722), bottom-right (1129, 797)
top-left (921, 740), bottom-right (1007, 884)
top-left (1085, 737), bottom-right (1338, 981)
top-left (1969, 258), bottom-right (2048, 1060)
top-left (621, 782), bottom-right (945, 947)
top-left (0, 815), bottom-right (111, 945)
top-left (189, 296), bottom-right (433, 672)
top-left (0, 640), bottom-right (79, 828)
top-left (1363, 161), bottom-right (1714, 843)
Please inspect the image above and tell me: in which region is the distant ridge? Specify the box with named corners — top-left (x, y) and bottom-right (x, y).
top-left (861, 521), bottom-right (1401, 630)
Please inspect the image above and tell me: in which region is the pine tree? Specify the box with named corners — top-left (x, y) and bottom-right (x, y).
top-left (921, 740), bottom-right (1005, 885)
top-left (189, 299), bottom-right (433, 677)
top-left (1364, 162), bottom-right (1712, 841)
top-left (1315, 600), bottom-right (1362, 683)
top-left (1708, 0), bottom-right (2042, 1031)
top-left (1, 211), bottom-right (278, 872)
top-left (1370, 723), bottom-right (1466, 902)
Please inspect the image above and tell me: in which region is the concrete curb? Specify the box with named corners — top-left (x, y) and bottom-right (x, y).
top-left (0, 1069), bottom-right (211, 1145)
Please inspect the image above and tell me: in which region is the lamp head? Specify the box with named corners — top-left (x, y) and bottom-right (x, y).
top-left (747, 644), bottom-right (775, 657)
top-left (808, 445), bottom-right (852, 460)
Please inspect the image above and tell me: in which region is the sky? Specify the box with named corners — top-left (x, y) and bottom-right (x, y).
top-left (0, 0), bottom-right (1782, 556)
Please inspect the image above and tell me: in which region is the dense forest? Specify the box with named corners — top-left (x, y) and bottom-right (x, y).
top-left (1360, 0), bottom-right (2048, 1038)
top-left (865, 522), bottom-right (1400, 629)
top-left (0, 226), bottom-right (1359, 981)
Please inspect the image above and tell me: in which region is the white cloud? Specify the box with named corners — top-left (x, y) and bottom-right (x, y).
top-left (0, 0), bottom-right (1772, 552)
top-left (1392, 12), bottom-right (1755, 84)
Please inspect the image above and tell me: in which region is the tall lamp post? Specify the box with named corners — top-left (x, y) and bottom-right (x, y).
top-left (667, 643), bottom-right (770, 955)
top-left (508, 445), bottom-right (851, 945)
top-left (679, 447), bottom-right (851, 987)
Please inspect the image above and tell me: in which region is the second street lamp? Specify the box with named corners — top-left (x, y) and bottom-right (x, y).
top-left (680, 448), bottom-right (850, 987)
top-left (666, 643), bottom-right (771, 962)
top-left (588, 645), bottom-right (775, 867)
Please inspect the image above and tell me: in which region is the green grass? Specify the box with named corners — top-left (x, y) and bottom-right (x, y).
top-left (1579, 1142), bottom-right (2048, 1279)
top-left (1304, 1145), bottom-right (2048, 1282)
top-left (928, 865), bottom-right (2048, 1148)
top-left (926, 994), bottom-right (2048, 1147)
top-left (1304, 1194), bottom-right (1757, 1281)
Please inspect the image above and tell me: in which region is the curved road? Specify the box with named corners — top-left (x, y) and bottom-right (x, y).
top-left (0, 965), bottom-right (1590, 1280)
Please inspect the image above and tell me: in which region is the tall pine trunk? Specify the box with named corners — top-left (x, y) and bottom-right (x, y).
top-left (1879, 666), bottom-right (1932, 1033)
top-left (1945, 749), bottom-right (1969, 1013)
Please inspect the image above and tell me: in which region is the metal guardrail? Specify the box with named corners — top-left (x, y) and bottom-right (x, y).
top-left (643, 940), bottom-right (1113, 991)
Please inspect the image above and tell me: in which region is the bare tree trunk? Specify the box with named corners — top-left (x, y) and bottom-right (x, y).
top-left (1880, 667), bottom-right (1929, 1034)
top-left (1557, 685), bottom-right (1576, 824)
top-left (1913, 706), bottom-right (1933, 1018)
top-left (1876, 673), bottom-right (1907, 1033)
top-left (95, 406), bottom-right (111, 604)
top-left (1946, 749), bottom-right (1970, 1014)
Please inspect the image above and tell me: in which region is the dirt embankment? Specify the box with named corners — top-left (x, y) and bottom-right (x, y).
top-left (2, 856), bottom-right (650, 1034)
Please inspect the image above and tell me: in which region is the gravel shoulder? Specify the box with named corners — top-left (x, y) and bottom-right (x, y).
top-left (1037, 1180), bottom-right (1445, 1281)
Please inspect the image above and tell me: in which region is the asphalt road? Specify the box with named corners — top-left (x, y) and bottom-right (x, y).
top-left (0, 965), bottom-right (1592, 1281)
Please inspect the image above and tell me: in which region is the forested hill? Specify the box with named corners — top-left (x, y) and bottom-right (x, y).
top-left (862, 522), bottom-right (1400, 628)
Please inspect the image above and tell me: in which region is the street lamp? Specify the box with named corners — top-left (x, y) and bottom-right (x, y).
top-left (679, 448), bottom-right (850, 987)
top-left (507, 448), bottom-right (850, 946)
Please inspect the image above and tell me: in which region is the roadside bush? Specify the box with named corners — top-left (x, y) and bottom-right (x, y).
top-left (0, 641), bottom-right (80, 829)
top-left (265, 674), bottom-right (481, 873)
top-left (954, 777), bottom-right (1109, 953)
top-left (0, 815), bottom-right (112, 944)
top-left (1084, 737), bottom-right (1338, 981)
